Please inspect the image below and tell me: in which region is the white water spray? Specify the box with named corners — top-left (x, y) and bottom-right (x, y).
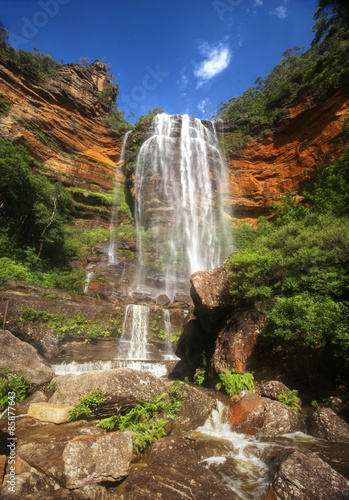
top-left (117, 304), bottom-right (150, 360)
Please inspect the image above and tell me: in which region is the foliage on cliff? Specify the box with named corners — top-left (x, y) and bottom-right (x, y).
top-left (225, 144), bottom-right (349, 377)
top-left (0, 138), bottom-right (86, 291)
top-left (214, 0), bottom-right (349, 142)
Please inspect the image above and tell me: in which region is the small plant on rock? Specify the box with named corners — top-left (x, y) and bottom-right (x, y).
top-left (278, 389), bottom-right (302, 413)
top-left (0, 370), bottom-right (29, 411)
top-left (217, 369), bottom-right (255, 397)
top-left (69, 387), bottom-right (105, 420)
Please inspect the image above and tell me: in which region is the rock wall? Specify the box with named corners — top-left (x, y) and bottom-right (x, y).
top-left (225, 91), bottom-right (349, 220)
top-left (0, 59), bottom-right (123, 200)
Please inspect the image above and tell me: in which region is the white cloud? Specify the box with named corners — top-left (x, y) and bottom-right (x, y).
top-left (198, 97), bottom-right (210, 114)
top-left (179, 68), bottom-right (189, 89)
top-left (269, 5), bottom-right (287, 19)
top-left (253, 0), bottom-right (263, 6)
top-left (194, 42), bottom-right (231, 83)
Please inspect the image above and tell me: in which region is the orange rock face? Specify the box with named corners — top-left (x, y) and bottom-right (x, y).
top-left (0, 60), bottom-right (123, 192)
top-left (226, 91), bottom-right (349, 220)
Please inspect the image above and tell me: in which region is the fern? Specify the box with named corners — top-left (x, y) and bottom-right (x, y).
top-left (0, 370), bottom-right (30, 411)
top-left (97, 381), bottom-right (185, 453)
top-left (278, 389), bottom-right (302, 413)
top-left (69, 387), bottom-right (105, 420)
top-left (218, 369), bottom-right (255, 397)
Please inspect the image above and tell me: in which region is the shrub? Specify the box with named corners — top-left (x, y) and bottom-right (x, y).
top-left (278, 389), bottom-right (302, 413)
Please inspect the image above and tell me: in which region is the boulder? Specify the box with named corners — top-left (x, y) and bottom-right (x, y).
top-left (260, 381), bottom-right (293, 401)
top-left (190, 266), bottom-right (230, 328)
top-left (49, 368), bottom-right (169, 418)
top-left (212, 309), bottom-right (265, 375)
top-left (155, 294), bottom-right (171, 307)
top-left (0, 331), bottom-right (54, 389)
top-left (12, 418), bottom-right (104, 486)
top-left (172, 384), bottom-right (214, 432)
top-left (175, 306), bottom-right (206, 368)
top-left (70, 484), bottom-right (108, 499)
top-left (124, 436), bottom-right (236, 499)
top-left (173, 292), bottom-right (192, 306)
top-left (308, 407), bottom-right (349, 442)
top-left (63, 431), bottom-right (133, 489)
top-left (224, 391), bottom-right (303, 437)
top-left (27, 403), bottom-right (75, 424)
top-left (269, 448), bottom-right (349, 499)
top-left (1, 470), bottom-right (57, 499)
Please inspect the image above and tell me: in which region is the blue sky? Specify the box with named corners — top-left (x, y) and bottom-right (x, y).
top-left (1, 0), bottom-right (319, 123)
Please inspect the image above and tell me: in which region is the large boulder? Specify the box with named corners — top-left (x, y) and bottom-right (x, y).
top-left (27, 403), bottom-right (75, 424)
top-left (11, 418), bottom-right (104, 486)
top-left (269, 448), bottom-right (349, 499)
top-left (0, 330), bottom-right (54, 389)
top-left (260, 381), bottom-right (292, 401)
top-left (124, 436), bottom-right (236, 499)
top-left (1, 470), bottom-right (57, 499)
top-left (190, 266), bottom-right (230, 328)
top-left (172, 384), bottom-right (214, 432)
top-left (212, 309), bottom-right (266, 375)
top-left (63, 431), bottom-right (133, 489)
top-left (308, 407), bottom-right (349, 442)
top-left (49, 368), bottom-right (169, 418)
top-left (224, 391), bottom-right (303, 437)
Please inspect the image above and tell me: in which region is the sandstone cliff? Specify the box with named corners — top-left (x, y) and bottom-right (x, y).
top-left (225, 91), bottom-right (349, 220)
top-left (0, 58), bottom-right (123, 222)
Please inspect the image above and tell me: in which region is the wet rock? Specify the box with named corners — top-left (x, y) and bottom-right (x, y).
top-left (260, 381), bottom-right (292, 401)
top-left (1, 470), bottom-right (57, 499)
top-left (173, 292), bottom-right (192, 306)
top-left (15, 391), bottom-right (48, 415)
top-left (124, 436), bottom-right (236, 499)
top-left (27, 403), bottom-right (75, 424)
top-left (308, 407), bottom-right (349, 442)
top-left (0, 331), bottom-right (54, 390)
top-left (63, 431), bottom-right (133, 489)
top-left (190, 266), bottom-right (230, 328)
top-left (155, 293), bottom-right (171, 307)
top-left (172, 384), bottom-right (214, 432)
top-left (269, 448), bottom-right (349, 499)
top-left (49, 368), bottom-right (169, 418)
top-left (225, 391), bottom-right (303, 437)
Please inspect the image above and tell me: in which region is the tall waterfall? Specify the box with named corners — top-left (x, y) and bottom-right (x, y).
top-left (135, 113), bottom-right (230, 297)
top-left (108, 130), bottom-right (132, 264)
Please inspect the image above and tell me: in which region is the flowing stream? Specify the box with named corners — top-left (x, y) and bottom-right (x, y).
top-left (134, 113), bottom-right (231, 297)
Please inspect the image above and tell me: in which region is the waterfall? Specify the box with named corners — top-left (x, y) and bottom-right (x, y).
top-left (117, 304), bottom-right (150, 360)
top-left (135, 113), bottom-right (230, 297)
top-left (163, 309), bottom-right (177, 360)
top-left (108, 130), bottom-right (132, 264)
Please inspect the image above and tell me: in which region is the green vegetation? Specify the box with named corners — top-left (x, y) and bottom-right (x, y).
top-left (0, 92), bottom-right (12, 116)
top-left (214, 1), bottom-right (349, 149)
top-left (18, 308), bottom-right (122, 340)
top-left (278, 389), bottom-right (302, 413)
top-left (97, 380), bottom-right (184, 453)
top-left (170, 330), bottom-right (181, 344)
top-left (0, 370), bottom-right (29, 411)
top-left (69, 387), bottom-right (105, 420)
top-left (217, 369), bottom-right (255, 397)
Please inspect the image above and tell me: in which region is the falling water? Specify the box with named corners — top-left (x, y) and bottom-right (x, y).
top-left (117, 304), bottom-right (150, 360)
top-left (135, 113), bottom-right (230, 297)
top-left (108, 130), bottom-right (132, 264)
